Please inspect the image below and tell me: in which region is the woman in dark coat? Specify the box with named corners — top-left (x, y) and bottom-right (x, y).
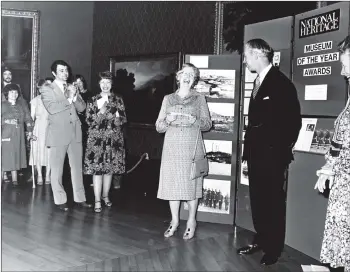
top-left (1, 84), bottom-right (34, 185)
top-left (84, 71), bottom-right (127, 212)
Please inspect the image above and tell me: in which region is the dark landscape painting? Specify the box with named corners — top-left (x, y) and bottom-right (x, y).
top-left (110, 53), bottom-right (180, 125)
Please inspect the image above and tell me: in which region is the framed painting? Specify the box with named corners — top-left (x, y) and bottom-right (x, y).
top-left (1, 8), bottom-right (40, 101)
top-left (110, 52), bottom-right (182, 127)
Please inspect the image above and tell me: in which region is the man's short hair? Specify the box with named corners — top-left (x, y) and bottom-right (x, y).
top-left (50, 60), bottom-right (70, 74)
top-left (246, 39), bottom-right (274, 63)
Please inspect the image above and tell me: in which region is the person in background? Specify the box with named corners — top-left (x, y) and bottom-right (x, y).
top-left (29, 79), bottom-right (51, 185)
top-left (1, 84), bottom-right (35, 185)
top-left (73, 74), bottom-right (93, 186)
top-left (238, 39), bottom-right (301, 266)
top-left (84, 71), bottom-right (127, 213)
top-left (2, 67), bottom-right (32, 181)
top-left (156, 63), bottom-right (212, 240)
top-left (45, 77), bottom-right (54, 84)
top-left (41, 60), bottom-right (91, 211)
top-left (314, 35), bottom-right (350, 272)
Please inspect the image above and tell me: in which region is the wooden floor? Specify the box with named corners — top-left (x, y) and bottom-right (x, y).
top-left (1, 166), bottom-right (321, 272)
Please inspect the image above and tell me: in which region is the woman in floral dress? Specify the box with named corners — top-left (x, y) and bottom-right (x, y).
top-left (315, 35), bottom-right (350, 272)
top-left (156, 63), bottom-right (212, 240)
top-left (84, 71), bottom-right (127, 213)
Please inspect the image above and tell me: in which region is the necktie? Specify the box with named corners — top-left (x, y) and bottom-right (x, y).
top-left (63, 83), bottom-right (69, 98)
top-left (252, 76), bottom-right (261, 99)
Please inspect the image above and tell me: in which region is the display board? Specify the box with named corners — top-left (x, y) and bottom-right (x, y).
top-left (286, 2), bottom-right (349, 260)
top-left (293, 2), bottom-right (350, 117)
top-left (180, 54), bottom-right (241, 224)
top-left (236, 16), bottom-right (294, 232)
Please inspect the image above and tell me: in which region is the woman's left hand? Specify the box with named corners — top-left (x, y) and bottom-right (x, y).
top-left (188, 115), bottom-right (197, 124)
top-left (314, 173), bottom-right (334, 193)
top-left (107, 113), bottom-right (114, 120)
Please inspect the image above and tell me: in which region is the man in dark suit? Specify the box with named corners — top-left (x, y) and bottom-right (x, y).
top-left (237, 39), bottom-right (301, 265)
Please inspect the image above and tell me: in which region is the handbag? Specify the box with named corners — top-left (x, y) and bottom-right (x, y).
top-left (190, 128), bottom-right (209, 180)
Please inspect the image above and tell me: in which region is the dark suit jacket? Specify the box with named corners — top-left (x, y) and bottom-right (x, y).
top-left (242, 66), bottom-right (301, 165)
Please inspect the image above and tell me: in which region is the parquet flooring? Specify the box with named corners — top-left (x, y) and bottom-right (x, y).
top-left (1, 163), bottom-right (321, 271)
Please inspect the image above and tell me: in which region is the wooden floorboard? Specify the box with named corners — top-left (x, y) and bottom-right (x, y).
top-left (2, 173), bottom-right (321, 272)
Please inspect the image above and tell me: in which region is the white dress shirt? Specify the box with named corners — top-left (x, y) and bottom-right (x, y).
top-left (258, 63), bottom-right (272, 84)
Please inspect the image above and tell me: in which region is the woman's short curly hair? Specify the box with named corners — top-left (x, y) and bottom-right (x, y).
top-left (176, 63), bottom-right (200, 88)
top-left (2, 83), bottom-right (20, 100)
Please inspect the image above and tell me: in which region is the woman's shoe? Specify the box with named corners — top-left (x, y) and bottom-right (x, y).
top-left (164, 223), bottom-right (179, 238)
top-left (102, 196), bottom-right (112, 207)
top-left (12, 180), bottom-right (19, 186)
top-left (37, 176), bottom-right (43, 186)
top-left (94, 201), bottom-right (102, 213)
top-left (183, 222), bottom-right (197, 240)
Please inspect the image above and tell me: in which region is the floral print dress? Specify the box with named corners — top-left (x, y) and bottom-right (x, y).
top-left (320, 97), bottom-right (350, 272)
top-left (84, 93), bottom-right (127, 175)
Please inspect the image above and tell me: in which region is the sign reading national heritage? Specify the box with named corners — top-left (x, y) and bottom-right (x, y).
top-left (299, 9), bottom-right (340, 38)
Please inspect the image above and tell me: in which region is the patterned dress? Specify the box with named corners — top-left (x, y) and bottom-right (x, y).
top-left (29, 95), bottom-right (50, 166)
top-left (1, 100), bottom-right (34, 171)
top-left (320, 97), bottom-right (350, 272)
top-left (83, 93), bottom-right (127, 175)
top-left (156, 91), bottom-right (212, 200)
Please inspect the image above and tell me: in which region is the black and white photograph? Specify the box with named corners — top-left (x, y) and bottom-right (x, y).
top-left (243, 97), bottom-right (250, 115)
top-left (110, 53), bottom-right (180, 125)
top-left (309, 129), bottom-right (334, 154)
top-left (204, 140), bottom-right (232, 176)
top-left (194, 69), bottom-right (235, 99)
top-left (240, 144), bottom-right (249, 186)
top-left (243, 116), bottom-right (249, 131)
top-left (207, 102), bottom-right (234, 134)
top-left (184, 178), bottom-right (231, 214)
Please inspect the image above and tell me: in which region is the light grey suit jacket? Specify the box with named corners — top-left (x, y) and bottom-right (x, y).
top-left (41, 82), bottom-right (86, 147)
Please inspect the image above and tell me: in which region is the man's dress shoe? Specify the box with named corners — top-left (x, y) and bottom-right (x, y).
top-left (76, 202), bottom-right (92, 208)
top-left (260, 254), bottom-right (278, 265)
top-left (57, 203), bottom-right (69, 211)
top-left (237, 244), bottom-right (261, 255)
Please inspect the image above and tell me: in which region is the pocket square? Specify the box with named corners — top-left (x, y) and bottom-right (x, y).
top-left (263, 96), bottom-right (270, 100)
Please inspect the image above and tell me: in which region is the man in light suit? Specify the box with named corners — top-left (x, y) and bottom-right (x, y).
top-left (41, 60), bottom-right (91, 211)
top-left (237, 39), bottom-right (301, 265)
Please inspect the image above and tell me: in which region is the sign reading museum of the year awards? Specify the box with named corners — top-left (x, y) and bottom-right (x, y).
top-left (293, 2), bottom-right (350, 116)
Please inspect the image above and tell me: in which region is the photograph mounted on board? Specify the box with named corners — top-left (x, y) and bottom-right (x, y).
top-left (110, 53), bottom-right (181, 125)
top-left (310, 128), bottom-right (334, 154)
top-left (184, 178), bottom-right (231, 214)
top-left (194, 69), bottom-right (235, 99)
top-left (208, 102), bottom-right (234, 133)
top-left (204, 140), bottom-right (232, 176)
top-left (240, 144), bottom-right (249, 186)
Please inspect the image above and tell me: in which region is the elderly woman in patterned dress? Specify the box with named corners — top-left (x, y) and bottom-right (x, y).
top-left (156, 63), bottom-right (212, 240)
top-left (315, 36), bottom-right (350, 272)
top-left (84, 71), bottom-right (127, 213)
top-left (1, 84), bottom-right (34, 185)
